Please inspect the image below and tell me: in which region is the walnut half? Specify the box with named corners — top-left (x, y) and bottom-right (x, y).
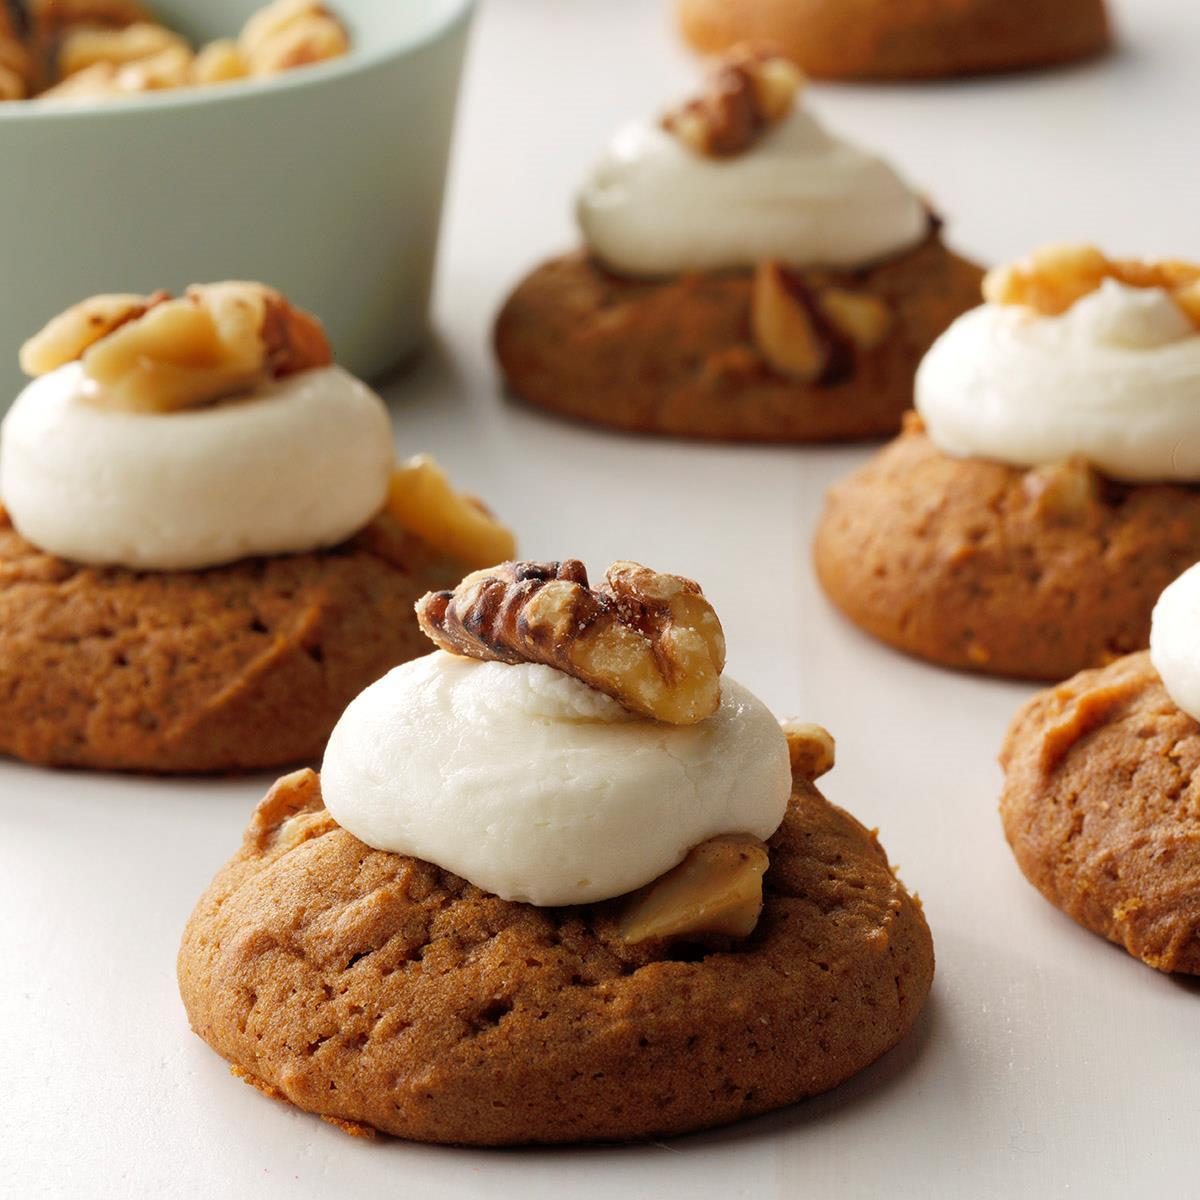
top-left (416, 560), bottom-right (727, 725)
top-left (19, 282), bottom-right (332, 411)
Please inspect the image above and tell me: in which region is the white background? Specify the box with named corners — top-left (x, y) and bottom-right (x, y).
top-left (3, 1), bottom-right (1199, 1196)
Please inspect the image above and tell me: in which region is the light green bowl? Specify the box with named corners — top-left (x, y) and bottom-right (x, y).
top-left (0, 0), bottom-right (475, 407)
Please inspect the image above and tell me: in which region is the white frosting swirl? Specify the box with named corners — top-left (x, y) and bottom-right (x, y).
top-left (576, 107), bottom-right (928, 277)
top-left (1150, 564), bottom-right (1200, 723)
top-left (0, 363), bottom-right (394, 570)
top-left (321, 652), bottom-right (792, 907)
top-left (916, 280), bottom-right (1200, 483)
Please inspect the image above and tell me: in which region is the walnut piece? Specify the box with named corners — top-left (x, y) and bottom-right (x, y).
top-left (818, 287), bottom-right (893, 350)
top-left (753, 262), bottom-right (891, 383)
top-left (57, 21), bottom-right (186, 77)
top-left (984, 244), bottom-right (1200, 330)
top-left (239, 0), bottom-right (348, 76)
top-left (32, 0), bottom-right (150, 34)
top-left (20, 282), bottom-right (332, 411)
top-left (619, 835), bottom-right (769, 944)
top-left (1022, 458), bottom-right (1103, 524)
top-left (416, 560), bottom-right (727, 725)
top-left (386, 455), bottom-right (517, 570)
top-left (662, 45), bottom-right (804, 158)
top-left (782, 722), bottom-right (835, 781)
top-left (0, 27), bottom-right (33, 99)
top-left (191, 38), bottom-right (248, 85)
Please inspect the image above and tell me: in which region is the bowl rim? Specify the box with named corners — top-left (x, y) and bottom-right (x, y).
top-left (0, 0), bottom-right (475, 123)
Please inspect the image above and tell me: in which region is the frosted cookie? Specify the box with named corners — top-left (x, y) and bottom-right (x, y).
top-left (494, 48), bottom-right (982, 443)
top-left (815, 246), bottom-right (1200, 680)
top-left (1000, 565), bottom-right (1200, 974)
top-left (0, 284), bottom-right (515, 771)
top-left (674, 0), bottom-right (1111, 81)
top-left (179, 558), bottom-right (933, 1143)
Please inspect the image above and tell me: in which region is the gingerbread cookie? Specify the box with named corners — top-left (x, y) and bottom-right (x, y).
top-left (675, 0), bottom-right (1112, 81)
top-left (495, 49), bottom-right (981, 443)
top-left (179, 559), bottom-right (933, 1142)
top-left (815, 246), bottom-right (1200, 680)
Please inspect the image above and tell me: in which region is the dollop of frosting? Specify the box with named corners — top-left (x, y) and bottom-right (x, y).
top-left (1150, 564), bottom-right (1200, 723)
top-left (916, 280), bottom-right (1200, 483)
top-left (321, 652), bottom-right (792, 907)
top-left (576, 106), bottom-right (928, 278)
top-left (0, 362), bottom-right (394, 570)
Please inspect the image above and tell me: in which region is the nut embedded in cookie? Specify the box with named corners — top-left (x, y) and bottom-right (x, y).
top-left (415, 559), bottom-right (727, 724)
top-left (619, 833), bottom-right (770, 943)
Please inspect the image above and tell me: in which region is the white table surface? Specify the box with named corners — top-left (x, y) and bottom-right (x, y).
top-left (4, 1), bottom-right (1199, 1196)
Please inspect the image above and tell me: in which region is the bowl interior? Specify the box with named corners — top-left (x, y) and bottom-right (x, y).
top-left (151, 0), bottom-right (465, 56)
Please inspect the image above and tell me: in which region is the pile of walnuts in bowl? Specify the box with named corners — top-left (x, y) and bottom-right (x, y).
top-left (0, 0), bottom-right (349, 102)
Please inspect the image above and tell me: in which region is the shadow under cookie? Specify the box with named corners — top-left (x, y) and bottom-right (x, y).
top-left (999, 651), bottom-right (1200, 975)
top-left (494, 235), bottom-right (982, 444)
top-left (177, 770), bottom-right (934, 1145)
top-left (0, 510), bottom-right (466, 773)
top-left (813, 422), bottom-right (1200, 681)
top-left (674, 0), bottom-right (1112, 81)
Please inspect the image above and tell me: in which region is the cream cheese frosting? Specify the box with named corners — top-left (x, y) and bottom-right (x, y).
top-left (576, 106), bottom-right (928, 278)
top-left (916, 280), bottom-right (1200, 483)
top-left (1150, 564), bottom-right (1200, 723)
top-left (320, 651), bottom-right (793, 907)
top-left (0, 362), bottom-right (394, 570)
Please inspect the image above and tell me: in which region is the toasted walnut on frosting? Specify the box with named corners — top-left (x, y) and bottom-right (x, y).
top-left (662, 44), bottom-right (804, 158)
top-left (416, 560), bottom-right (727, 725)
top-left (984, 244), bottom-right (1200, 329)
top-left (20, 282), bottom-right (332, 411)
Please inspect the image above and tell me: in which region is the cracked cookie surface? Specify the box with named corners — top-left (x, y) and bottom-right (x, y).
top-left (494, 234), bottom-right (982, 443)
top-left (0, 509), bottom-right (465, 772)
top-left (813, 425), bottom-right (1200, 680)
top-left (1000, 652), bottom-right (1200, 974)
top-left (178, 769), bottom-right (933, 1144)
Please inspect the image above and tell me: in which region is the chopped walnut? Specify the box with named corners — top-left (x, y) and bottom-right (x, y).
top-left (7, 0), bottom-right (347, 102)
top-left (239, 0), bottom-right (348, 76)
top-left (57, 22), bottom-right (186, 78)
top-left (32, 0), bottom-right (152, 37)
top-left (0, 23), bottom-right (34, 98)
top-left (191, 38), bottom-right (248, 85)
top-left (19, 292), bottom-right (165, 376)
top-left (1022, 458), bottom-right (1103, 524)
top-left (818, 287), bottom-right (893, 350)
top-left (416, 560), bottom-right (727, 725)
top-left (782, 722), bottom-right (835, 781)
top-left (619, 834), bottom-right (769, 944)
top-left (984, 244), bottom-right (1200, 330)
top-left (662, 45), bottom-right (804, 158)
top-left (752, 261), bottom-right (846, 383)
top-left (386, 455), bottom-right (517, 570)
top-left (20, 282), bottom-right (332, 411)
